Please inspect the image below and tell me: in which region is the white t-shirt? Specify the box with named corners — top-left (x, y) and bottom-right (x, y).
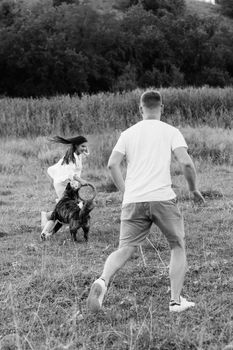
top-left (47, 153), bottom-right (82, 184)
top-left (113, 120), bottom-right (187, 204)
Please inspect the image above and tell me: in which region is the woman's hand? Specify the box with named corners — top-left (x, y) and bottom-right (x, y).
top-left (79, 179), bottom-right (88, 186)
top-left (73, 174), bottom-right (88, 186)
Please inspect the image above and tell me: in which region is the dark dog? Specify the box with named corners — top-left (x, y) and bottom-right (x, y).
top-left (43, 182), bottom-right (95, 242)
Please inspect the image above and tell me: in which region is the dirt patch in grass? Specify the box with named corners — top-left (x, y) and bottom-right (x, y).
top-left (0, 231), bottom-right (8, 237)
top-left (0, 190), bottom-right (12, 196)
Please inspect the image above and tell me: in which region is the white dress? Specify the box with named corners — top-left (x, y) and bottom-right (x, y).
top-left (47, 153), bottom-right (82, 199)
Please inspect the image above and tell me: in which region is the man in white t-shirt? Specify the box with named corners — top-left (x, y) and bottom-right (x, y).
top-left (87, 90), bottom-right (205, 313)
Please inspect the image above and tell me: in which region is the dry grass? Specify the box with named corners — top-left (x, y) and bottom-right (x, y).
top-left (1, 133), bottom-right (233, 349)
top-left (2, 127), bottom-right (233, 173)
top-left (1, 87), bottom-right (233, 137)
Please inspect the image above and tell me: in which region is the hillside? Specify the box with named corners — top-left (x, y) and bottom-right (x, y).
top-left (90, 0), bottom-right (233, 30)
top-left (185, 0), bottom-right (220, 17)
top-left (86, 0), bottom-right (231, 24)
top-left (88, 0), bottom-right (221, 16)
top-left (87, 0), bottom-right (233, 32)
top-left (21, 0), bottom-right (224, 18)
top-left (83, 0), bottom-right (116, 13)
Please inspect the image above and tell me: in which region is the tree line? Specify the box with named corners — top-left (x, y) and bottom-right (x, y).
top-left (0, 0), bottom-right (232, 97)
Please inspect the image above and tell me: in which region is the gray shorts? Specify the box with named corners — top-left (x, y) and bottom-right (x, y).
top-left (119, 199), bottom-right (185, 249)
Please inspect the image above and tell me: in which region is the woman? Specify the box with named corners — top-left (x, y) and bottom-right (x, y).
top-left (41, 135), bottom-right (89, 237)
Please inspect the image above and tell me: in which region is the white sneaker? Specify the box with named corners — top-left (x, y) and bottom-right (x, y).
top-left (86, 278), bottom-right (107, 313)
top-left (169, 296), bottom-right (195, 312)
top-left (41, 211), bottom-right (48, 228)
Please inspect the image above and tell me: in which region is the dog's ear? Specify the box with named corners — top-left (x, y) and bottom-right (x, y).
top-left (65, 182), bottom-right (73, 194)
top-left (65, 182), bottom-right (76, 200)
top-left (66, 182), bottom-right (72, 190)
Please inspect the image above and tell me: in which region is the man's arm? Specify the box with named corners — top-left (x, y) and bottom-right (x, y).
top-left (108, 151), bottom-right (125, 193)
top-left (173, 147), bottom-right (205, 203)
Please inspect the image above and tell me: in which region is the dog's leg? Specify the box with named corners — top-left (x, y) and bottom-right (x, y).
top-left (41, 220), bottom-right (56, 241)
top-left (52, 221), bottom-right (63, 234)
top-left (82, 219), bottom-right (90, 242)
top-left (70, 229), bottom-right (78, 242)
top-left (69, 220), bottom-right (81, 242)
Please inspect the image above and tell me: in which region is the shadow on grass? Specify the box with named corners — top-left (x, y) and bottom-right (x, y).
top-left (0, 231), bottom-right (8, 237)
top-left (0, 190), bottom-right (12, 196)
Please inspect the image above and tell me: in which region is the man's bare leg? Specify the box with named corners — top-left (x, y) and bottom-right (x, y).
top-left (87, 245), bottom-right (136, 312)
top-left (169, 245), bottom-right (186, 303)
top-left (101, 245), bottom-right (136, 286)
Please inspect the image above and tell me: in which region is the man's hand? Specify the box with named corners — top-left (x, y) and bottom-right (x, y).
top-left (190, 190), bottom-right (205, 204)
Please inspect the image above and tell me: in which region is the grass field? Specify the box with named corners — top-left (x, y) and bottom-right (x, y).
top-left (1, 130), bottom-right (233, 350)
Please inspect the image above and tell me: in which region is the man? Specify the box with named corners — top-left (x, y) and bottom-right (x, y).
top-left (87, 90), bottom-right (205, 313)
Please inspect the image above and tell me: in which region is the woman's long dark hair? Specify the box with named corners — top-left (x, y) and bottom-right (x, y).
top-left (62, 144), bottom-right (76, 165)
top-left (50, 135), bottom-right (87, 165)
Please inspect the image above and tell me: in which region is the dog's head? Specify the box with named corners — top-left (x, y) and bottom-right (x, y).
top-left (63, 182), bottom-right (80, 201)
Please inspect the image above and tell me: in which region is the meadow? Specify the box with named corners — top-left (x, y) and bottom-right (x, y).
top-left (1, 89), bottom-right (233, 350)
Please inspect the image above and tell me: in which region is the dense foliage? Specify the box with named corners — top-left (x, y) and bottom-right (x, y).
top-left (0, 0), bottom-right (232, 97)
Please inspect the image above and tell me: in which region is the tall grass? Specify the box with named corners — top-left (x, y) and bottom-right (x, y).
top-left (1, 87), bottom-right (233, 137)
top-left (1, 127), bottom-right (233, 177)
top-left (181, 126), bottom-right (233, 165)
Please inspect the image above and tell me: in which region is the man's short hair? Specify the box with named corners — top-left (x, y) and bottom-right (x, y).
top-left (140, 90), bottom-right (162, 109)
